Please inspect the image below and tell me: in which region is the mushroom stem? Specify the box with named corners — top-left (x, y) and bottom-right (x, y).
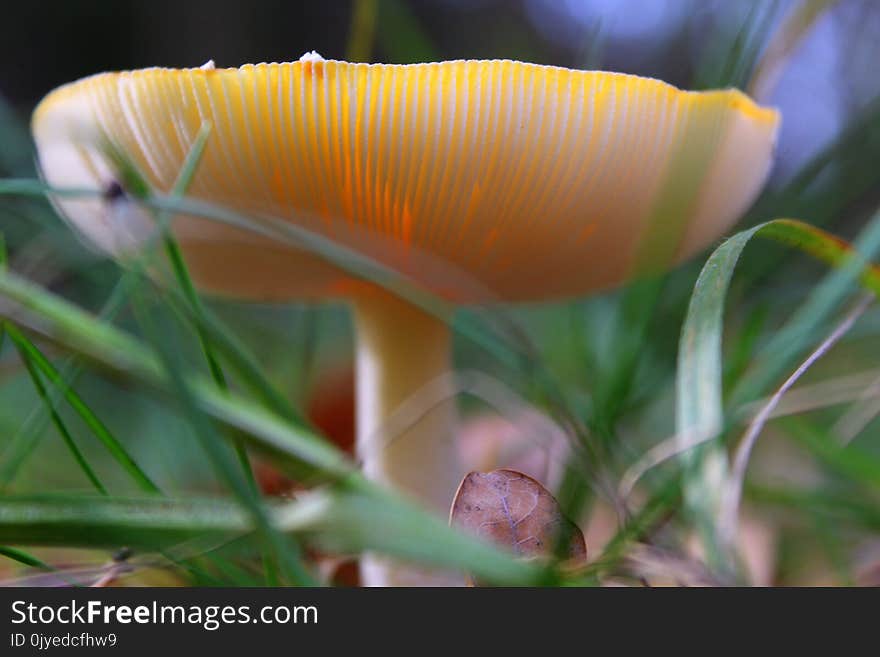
top-left (352, 288), bottom-right (462, 586)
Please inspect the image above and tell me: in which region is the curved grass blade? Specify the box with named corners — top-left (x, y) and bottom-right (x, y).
top-left (107, 127), bottom-right (265, 503)
top-left (0, 267), bottom-right (156, 487)
top-left (0, 257), bottom-right (104, 494)
top-left (577, 474), bottom-right (681, 582)
top-left (9, 329), bottom-right (107, 494)
top-left (748, 484), bottom-right (880, 533)
top-left (733, 218), bottom-right (880, 406)
top-left (677, 214), bottom-right (880, 574)
top-left (718, 294), bottom-right (872, 553)
top-left (0, 546), bottom-right (52, 572)
top-left (127, 287), bottom-right (312, 585)
top-left (780, 416), bottom-right (880, 488)
top-left (160, 288), bottom-right (306, 426)
top-left (695, 1), bottom-right (778, 91)
top-left (5, 323), bottom-right (159, 494)
top-left (153, 123), bottom-right (229, 391)
top-left (749, 0), bottom-right (843, 99)
top-left (742, 95), bottom-right (880, 288)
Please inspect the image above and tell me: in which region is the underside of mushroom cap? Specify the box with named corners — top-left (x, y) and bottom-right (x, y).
top-left (32, 58), bottom-right (780, 303)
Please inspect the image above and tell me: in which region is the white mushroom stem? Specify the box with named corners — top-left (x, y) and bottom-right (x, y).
top-left (352, 289), bottom-right (462, 586)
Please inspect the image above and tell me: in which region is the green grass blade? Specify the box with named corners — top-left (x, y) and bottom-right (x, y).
top-left (0, 264), bottom-right (157, 487)
top-left (677, 214), bottom-right (880, 574)
top-left (0, 495), bottom-right (252, 548)
top-left (156, 123), bottom-right (229, 391)
top-left (695, 1), bottom-right (778, 91)
top-left (376, 0), bottom-right (438, 63)
top-left (581, 474), bottom-right (682, 580)
top-left (8, 329), bottom-right (107, 495)
top-left (780, 416), bottom-right (880, 488)
top-left (128, 290), bottom-right (314, 585)
top-left (0, 491), bottom-right (547, 585)
top-left (293, 487), bottom-right (553, 586)
top-left (748, 484), bottom-right (880, 532)
top-left (749, 0), bottom-right (843, 98)
top-left (161, 290), bottom-right (307, 426)
top-left (347, 0), bottom-right (379, 62)
top-left (0, 179), bottom-right (96, 197)
top-left (111, 125), bottom-right (263, 501)
top-left (732, 217), bottom-right (880, 406)
top-left (0, 545), bottom-right (53, 571)
top-left (5, 324), bottom-right (160, 494)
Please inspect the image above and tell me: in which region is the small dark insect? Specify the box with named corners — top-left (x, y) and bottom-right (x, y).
top-left (102, 179), bottom-right (126, 201)
top-left (91, 547), bottom-right (134, 587)
top-left (112, 546), bottom-right (133, 562)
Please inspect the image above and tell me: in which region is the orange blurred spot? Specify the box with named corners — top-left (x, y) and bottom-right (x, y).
top-left (401, 202), bottom-right (413, 247)
top-left (341, 166), bottom-right (354, 220)
top-left (307, 367), bottom-right (356, 455)
top-left (482, 227), bottom-right (500, 251)
top-left (460, 182), bottom-right (483, 234)
top-left (270, 168), bottom-right (286, 202)
top-left (576, 223), bottom-right (598, 245)
top-left (254, 366), bottom-right (355, 498)
top-left (252, 460), bottom-right (296, 497)
top-left (496, 256), bottom-right (514, 274)
top-left (326, 277), bottom-right (383, 298)
top-left (321, 199), bottom-right (334, 228)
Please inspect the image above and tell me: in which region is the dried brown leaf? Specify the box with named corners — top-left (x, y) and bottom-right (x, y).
top-left (450, 469), bottom-right (586, 576)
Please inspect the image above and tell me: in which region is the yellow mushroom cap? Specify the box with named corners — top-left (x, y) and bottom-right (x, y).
top-left (32, 56), bottom-right (779, 303)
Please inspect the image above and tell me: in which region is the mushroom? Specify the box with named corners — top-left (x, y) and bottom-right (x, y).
top-left (31, 54), bottom-right (779, 585)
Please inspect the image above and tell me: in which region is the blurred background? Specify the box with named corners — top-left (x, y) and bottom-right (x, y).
top-left (1, 0), bottom-right (880, 586)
